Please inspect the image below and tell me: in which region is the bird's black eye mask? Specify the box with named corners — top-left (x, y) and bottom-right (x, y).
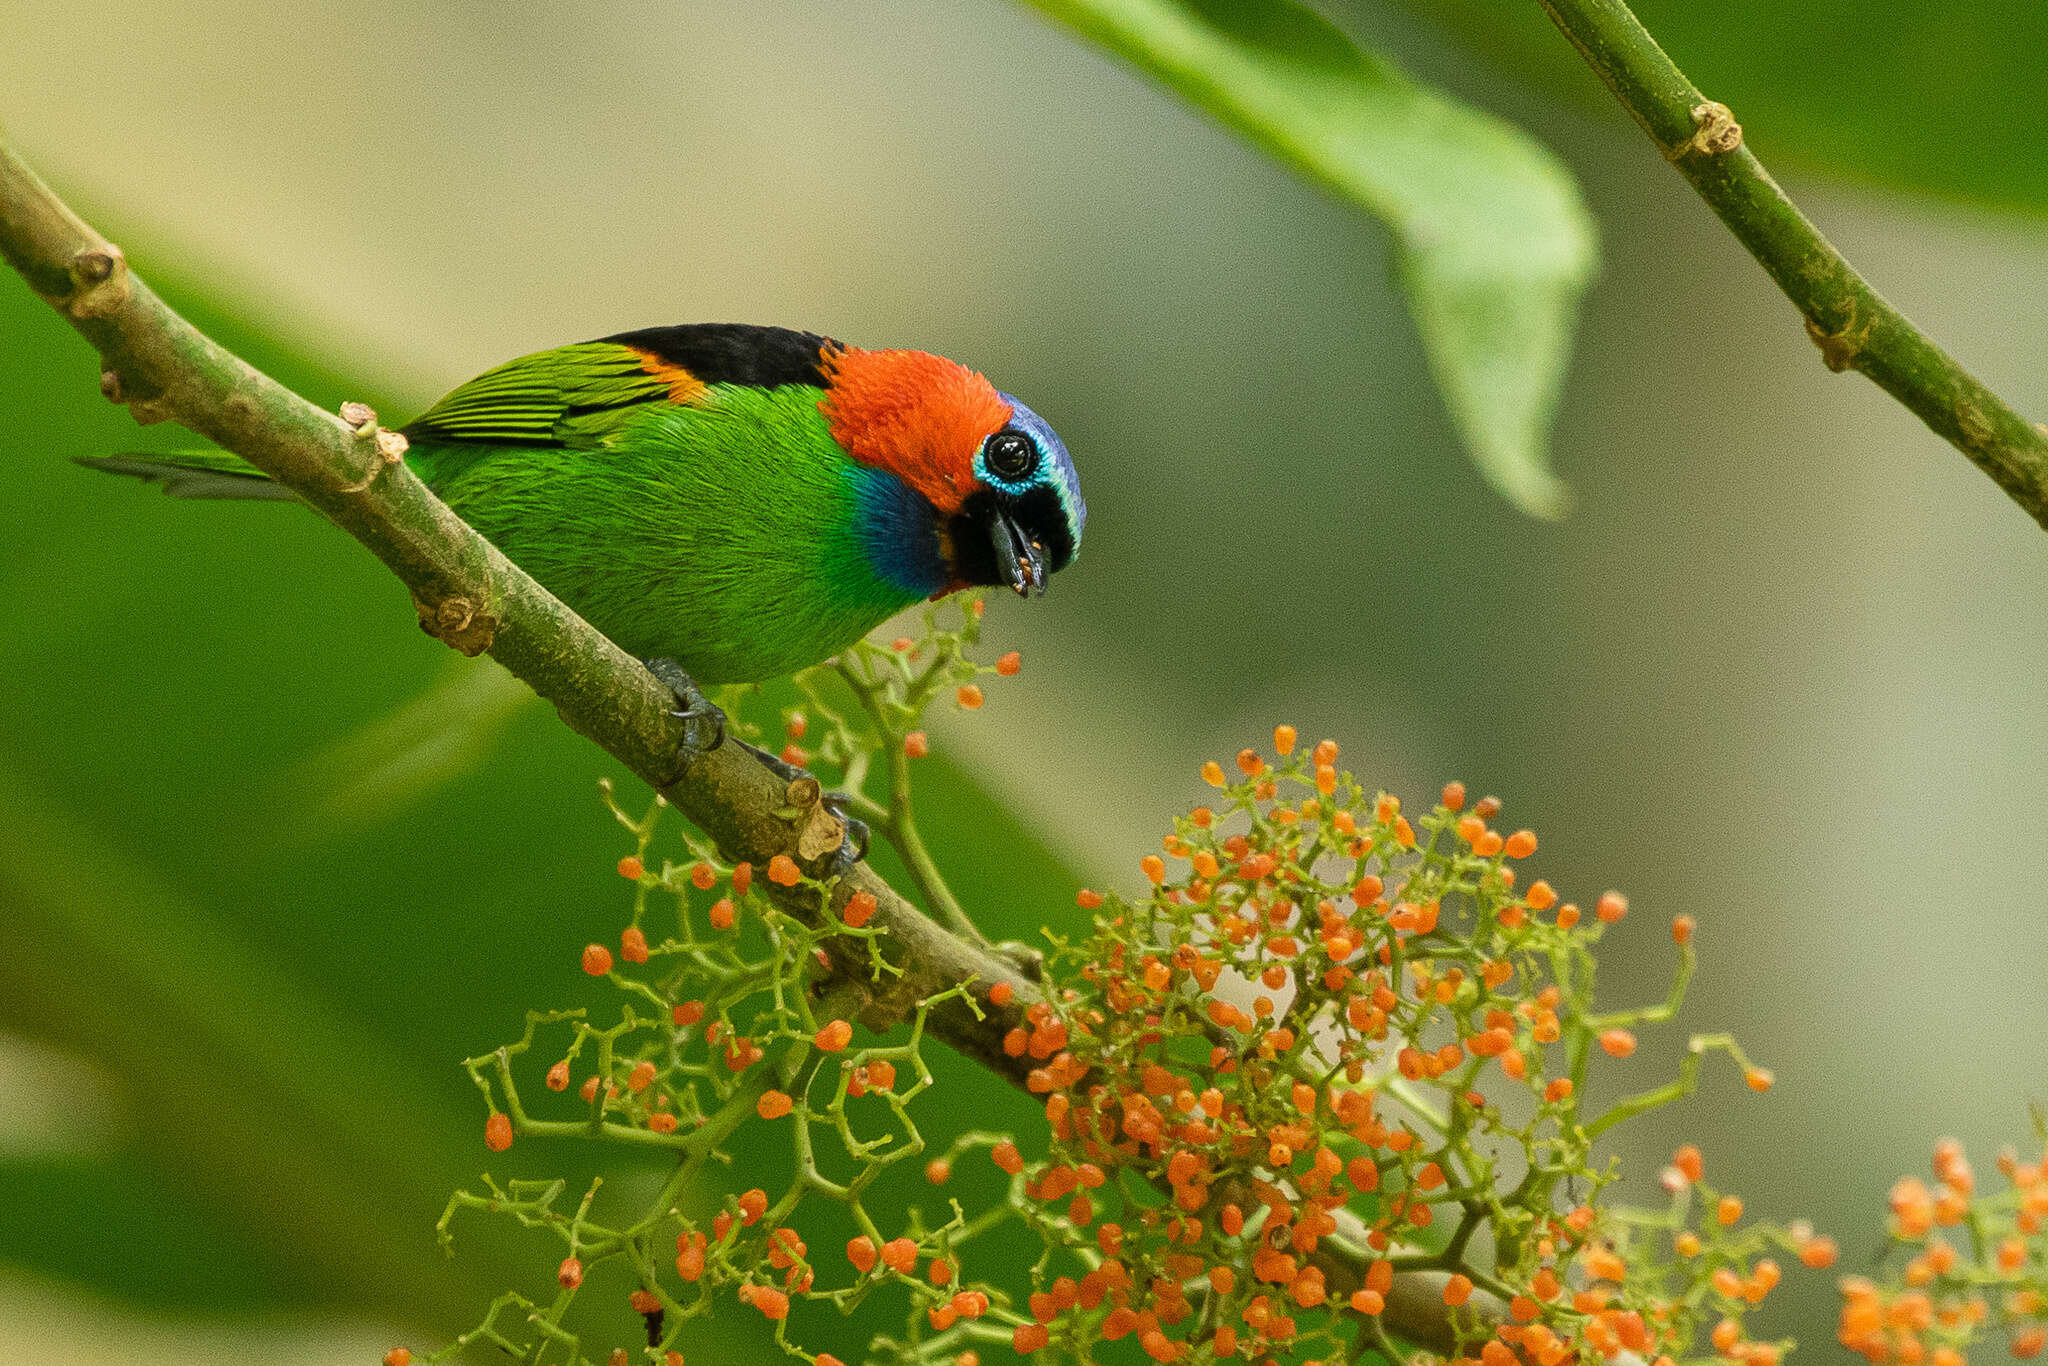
top-left (947, 486), bottom-right (1076, 592)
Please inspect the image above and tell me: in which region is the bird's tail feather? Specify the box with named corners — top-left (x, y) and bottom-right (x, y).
top-left (75, 450), bottom-right (298, 501)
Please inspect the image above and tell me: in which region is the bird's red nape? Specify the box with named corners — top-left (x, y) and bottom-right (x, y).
top-left (820, 347), bottom-right (1012, 514)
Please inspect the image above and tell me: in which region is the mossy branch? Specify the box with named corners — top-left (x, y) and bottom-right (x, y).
top-left (0, 132), bottom-right (1478, 1355)
top-left (1535, 0), bottom-right (2048, 531)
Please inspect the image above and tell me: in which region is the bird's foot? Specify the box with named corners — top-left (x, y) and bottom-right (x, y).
top-left (643, 658), bottom-right (727, 776)
top-left (736, 739), bottom-right (870, 882)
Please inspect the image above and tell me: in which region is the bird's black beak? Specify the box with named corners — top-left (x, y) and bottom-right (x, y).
top-left (989, 508), bottom-right (1048, 598)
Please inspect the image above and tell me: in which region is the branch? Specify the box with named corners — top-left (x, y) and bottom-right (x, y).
top-left (0, 132), bottom-right (1482, 1355)
top-left (0, 131), bottom-right (1027, 1089)
top-left (1536, 0), bottom-right (2048, 531)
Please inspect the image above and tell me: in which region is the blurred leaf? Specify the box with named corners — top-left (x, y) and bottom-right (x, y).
top-left (278, 657), bottom-right (535, 846)
top-left (1024, 0), bottom-right (1597, 516)
top-left (1386, 0), bottom-right (2048, 215)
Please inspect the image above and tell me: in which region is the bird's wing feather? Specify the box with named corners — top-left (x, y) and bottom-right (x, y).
top-left (402, 341), bottom-right (689, 447)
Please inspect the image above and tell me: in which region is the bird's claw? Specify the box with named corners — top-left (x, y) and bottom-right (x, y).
top-left (643, 657), bottom-right (726, 774)
top-left (737, 739), bottom-right (870, 882)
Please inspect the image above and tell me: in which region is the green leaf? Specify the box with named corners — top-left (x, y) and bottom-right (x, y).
top-left (1024, 0), bottom-right (1598, 516)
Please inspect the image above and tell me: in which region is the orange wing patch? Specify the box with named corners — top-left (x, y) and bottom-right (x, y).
top-left (630, 348), bottom-right (709, 405)
top-left (820, 347), bottom-right (1012, 514)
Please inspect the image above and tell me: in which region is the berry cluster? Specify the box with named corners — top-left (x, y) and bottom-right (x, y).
top-left (1839, 1131), bottom-right (2048, 1364)
top-left (1004, 727), bottom-right (1819, 1365)
top-left (410, 615), bottom-right (1836, 1366)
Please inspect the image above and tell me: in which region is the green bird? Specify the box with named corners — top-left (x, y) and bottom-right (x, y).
top-left (87, 323), bottom-right (1086, 854)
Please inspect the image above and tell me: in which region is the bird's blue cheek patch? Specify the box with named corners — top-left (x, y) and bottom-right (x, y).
top-left (848, 464), bottom-right (948, 597)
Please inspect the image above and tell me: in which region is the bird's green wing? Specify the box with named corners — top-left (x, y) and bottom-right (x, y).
top-left (403, 340), bottom-right (690, 448)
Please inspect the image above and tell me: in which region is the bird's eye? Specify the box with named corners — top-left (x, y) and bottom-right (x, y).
top-left (984, 430), bottom-right (1037, 482)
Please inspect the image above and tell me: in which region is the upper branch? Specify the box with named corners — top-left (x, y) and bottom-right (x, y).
top-left (1536, 0), bottom-right (2048, 531)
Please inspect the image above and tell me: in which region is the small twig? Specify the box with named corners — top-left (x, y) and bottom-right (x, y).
top-left (1536, 0), bottom-right (2048, 531)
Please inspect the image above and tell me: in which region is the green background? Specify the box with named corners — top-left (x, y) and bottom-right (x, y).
top-left (1, 0), bottom-right (2045, 1360)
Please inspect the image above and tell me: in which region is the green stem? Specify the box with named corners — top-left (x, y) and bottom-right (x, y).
top-left (837, 659), bottom-right (986, 946)
top-left (1536, 0), bottom-right (2048, 530)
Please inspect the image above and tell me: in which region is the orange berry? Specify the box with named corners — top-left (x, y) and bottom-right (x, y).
top-left (558, 1256), bottom-right (583, 1289)
top-left (1351, 1289), bottom-right (1385, 1314)
top-left (620, 924), bottom-right (650, 963)
top-left (1444, 1274), bottom-right (1473, 1306)
top-left (747, 1285), bottom-right (789, 1320)
top-left (1595, 890), bottom-right (1628, 922)
top-left (994, 651), bottom-right (1022, 676)
top-left (842, 889), bottom-right (878, 927)
top-left (1798, 1236), bottom-right (1837, 1269)
top-left (617, 855), bottom-right (643, 881)
top-left (1544, 1078), bottom-right (1573, 1103)
top-left (767, 854), bottom-right (801, 886)
top-left (1141, 854), bottom-right (1166, 884)
top-left (1441, 781), bottom-right (1466, 810)
top-left (990, 982), bottom-right (1015, 1007)
top-left (1598, 1029), bottom-right (1637, 1058)
top-left (689, 862), bottom-right (717, 891)
top-left (957, 684), bottom-right (984, 709)
top-left (1504, 829), bottom-right (1537, 859)
top-left (847, 1236), bottom-right (878, 1272)
top-left (904, 730), bottom-right (929, 758)
top-left (627, 1060), bottom-right (656, 1092)
top-left (992, 1141), bottom-right (1024, 1175)
top-left (757, 1090), bottom-right (794, 1120)
top-left (1076, 888), bottom-right (1103, 909)
top-left (1674, 1145), bottom-right (1704, 1182)
top-left (1743, 1066), bottom-right (1774, 1091)
top-left (545, 1059), bottom-right (571, 1092)
top-left (672, 999), bottom-right (706, 1026)
top-left (1717, 1194), bottom-right (1743, 1225)
top-left (815, 1019), bottom-right (854, 1051)
top-left (926, 1158), bottom-right (952, 1184)
top-left (1013, 1323), bottom-right (1049, 1353)
top-left (881, 1237), bottom-right (918, 1274)
top-left (484, 1112), bottom-right (513, 1152)
top-left (385, 1351), bottom-right (411, 1366)
top-left (581, 943), bottom-right (613, 976)
top-left (1672, 914), bottom-right (1695, 944)
top-left (708, 898), bottom-right (736, 931)
top-left (1273, 724), bottom-right (1298, 755)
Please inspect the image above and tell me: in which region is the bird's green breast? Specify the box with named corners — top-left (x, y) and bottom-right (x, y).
top-left (410, 383), bottom-right (932, 684)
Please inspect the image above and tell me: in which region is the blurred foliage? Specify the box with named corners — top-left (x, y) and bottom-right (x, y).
top-left (0, 236), bottom-right (1080, 1360)
top-left (1027, 0), bottom-right (1596, 517)
top-left (1387, 0), bottom-right (2048, 215)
